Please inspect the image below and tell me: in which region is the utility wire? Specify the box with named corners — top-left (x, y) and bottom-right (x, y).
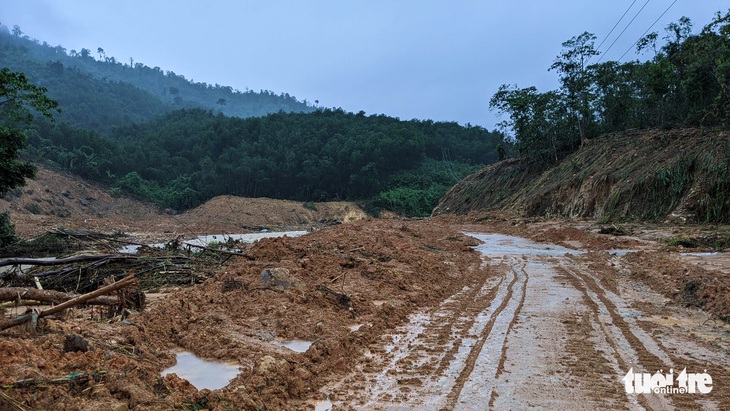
top-left (618, 0), bottom-right (679, 62)
top-left (591, 0), bottom-right (639, 63)
top-left (596, 0), bottom-right (652, 63)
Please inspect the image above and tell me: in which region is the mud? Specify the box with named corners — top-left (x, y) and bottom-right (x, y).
top-left (0, 190), bottom-right (728, 410)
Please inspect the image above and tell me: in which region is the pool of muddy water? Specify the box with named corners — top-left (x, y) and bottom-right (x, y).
top-left (161, 351), bottom-right (239, 391)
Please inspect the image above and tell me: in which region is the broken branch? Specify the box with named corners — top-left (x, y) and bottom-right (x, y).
top-left (0, 274), bottom-right (137, 331)
top-left (0, 287), bottom-right (120, 305)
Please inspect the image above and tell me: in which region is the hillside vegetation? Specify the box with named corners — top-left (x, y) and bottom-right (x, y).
top-left (436, 11), bottom-right (730, 223)
top-left (490, 11), bottom-right (729, 167)
top-left (0, 23), bottom-right (314, 134)
top-left (0, 23), bottom-right (508, 216)
top-left (434, 128), bottom-right (730, 223)
top-left (23, 108), bottom-right (502, 213)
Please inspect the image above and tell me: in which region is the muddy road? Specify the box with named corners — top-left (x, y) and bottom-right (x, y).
top-left (322, 231), bottom-right (730, 410)
top-left (1, 215), bottom-right (729, 410)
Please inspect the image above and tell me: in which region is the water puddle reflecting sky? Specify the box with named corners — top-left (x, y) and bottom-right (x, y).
top-left (161, 351), bottom-right (239, 391)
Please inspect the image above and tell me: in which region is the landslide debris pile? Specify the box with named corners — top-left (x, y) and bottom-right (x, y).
top-left (434, 128), bottom-right (730, 223)
top-left (0, 220), bottom-right (484, 410)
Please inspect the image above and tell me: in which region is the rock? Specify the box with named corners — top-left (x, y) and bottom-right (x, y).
top-left (109, 403), bottom-right (129, 411)
top-left (261, 268), bottom-right (303, 291)
top-left (257, 355), bottom-right (287, 375)
top-left (63, 334), bottom-right (92, 352)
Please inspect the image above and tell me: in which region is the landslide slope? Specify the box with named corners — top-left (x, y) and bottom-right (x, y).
top-left (433, 128), bottom-right (730, 222)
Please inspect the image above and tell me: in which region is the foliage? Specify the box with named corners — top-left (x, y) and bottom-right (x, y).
top-left (0, 24), bottom-right (314, 133)
top-left (0, 66), bottom-right (58, 243)
top-left (491, 11), bottom-right (730, 168)
top-left (0, 66), bottom-right (59, 196)
top-left (0, 212), bottom-right (18, 247)
top-left (27, 108), bottom-right (503, 212)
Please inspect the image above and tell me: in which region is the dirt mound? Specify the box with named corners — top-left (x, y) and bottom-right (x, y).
top-left (183, 195), bottom-right (367, 229)
top-left (0, 166), bottom-right (163, 238)
top-left (1, 166), bottom-right (367, 240)
top-left (434, 128), bottom-right (730, 223)
top-left (0, 219), bottom-right (485, 410)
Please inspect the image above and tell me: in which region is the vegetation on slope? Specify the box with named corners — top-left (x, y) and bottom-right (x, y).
top-left (0, 23), bottom-right (314, 134)
top-left (23, 108), bottom-right (503, 214)
top-left (434, 129), bottom-right (730, 223)
top-left (0, 22), bottom-right (509, 216)
top-left (490, 11), bottom-right (730, 169)
top-left (436, 11), bottom-right (730, 223)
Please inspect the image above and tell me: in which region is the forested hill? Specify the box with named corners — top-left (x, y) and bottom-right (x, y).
top-left (0, 23), bottom-right (314, 133)
top-left (25, 108), bottom-right (506, 215)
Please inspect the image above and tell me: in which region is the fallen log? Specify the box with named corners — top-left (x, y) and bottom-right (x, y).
top-left (3, 370), bottom-right (107, 388)
top-left (0, 287), bottom-right (120, 305)
top-left (0, 274), bottom-right (137, 331)
top-left (0, 254), bottom-right (120, 268)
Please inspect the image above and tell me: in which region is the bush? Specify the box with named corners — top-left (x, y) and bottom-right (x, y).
top-left (378, 184), bottom-right (451, 217)
top-left (0, 212), bottom-right (19, 247)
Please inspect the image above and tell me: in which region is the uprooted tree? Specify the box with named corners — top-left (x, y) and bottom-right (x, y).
top-left (0, 67), bottom-right (59, 246)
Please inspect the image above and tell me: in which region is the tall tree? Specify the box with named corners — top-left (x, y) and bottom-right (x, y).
top-left (549, 32), bottom-right (599, 145)
top-left (0, 68), bottom-right (59, 244)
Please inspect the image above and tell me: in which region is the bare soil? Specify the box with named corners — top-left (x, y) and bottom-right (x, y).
top-left (0, 169), bottom-right (728, 410)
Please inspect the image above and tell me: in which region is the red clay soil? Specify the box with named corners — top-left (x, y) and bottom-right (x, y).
top-left (1, 169), bottom-right (728, 410)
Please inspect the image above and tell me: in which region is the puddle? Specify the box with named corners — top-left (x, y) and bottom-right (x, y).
top-left (161, 351), bottom-right (239, 390)
top-left (277, 339), bottom-right (313, 353)
top-left (313, 398), bottom-right (333, 411)
top-left (120, 231), bottom-right (308, 254)
top-left (466, 233), bottom-right (583, 258)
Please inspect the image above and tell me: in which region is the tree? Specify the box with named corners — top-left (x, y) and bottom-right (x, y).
top-left (489, 85), bottom-right (569, 166)
top-left (0, 68), bottom-right (59, 128)
top-left (0, 68), bottom-right (59, 245)
top-left (549, 32), bottom-right (599, 145)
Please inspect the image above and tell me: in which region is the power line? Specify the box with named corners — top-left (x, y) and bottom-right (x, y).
top-left (593, 0), bottom-right (639, 58)
top-left (596, 0), bottom-right (652, 63)
top-left (618, 0), bottom-right (679, 62)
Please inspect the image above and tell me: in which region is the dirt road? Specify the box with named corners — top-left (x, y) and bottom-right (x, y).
top-left (1, 203), bottom-right (728, 410)
top-left (322, 231), bottom-right (730, 410)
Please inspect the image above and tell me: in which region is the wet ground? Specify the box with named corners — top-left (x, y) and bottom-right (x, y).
top-left (319, 232), bottom-right (730, 410)
top-left (1, 217), bottom-right (728, 410)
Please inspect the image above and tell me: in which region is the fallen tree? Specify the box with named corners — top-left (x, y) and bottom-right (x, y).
top-left (0, 287), bottom-right (121, 305)
top-left (0, 274), bottom-right (137, 331)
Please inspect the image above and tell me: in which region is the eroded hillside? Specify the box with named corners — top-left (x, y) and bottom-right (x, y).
top-left (434, 128), bottom-right (730, 223)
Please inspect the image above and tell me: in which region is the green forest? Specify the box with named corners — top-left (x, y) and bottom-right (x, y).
top-left (24, 109), bottom-right (501, 214)
top-left (2, 11), bottom-right (728, 219)
top-left (0, 22), bottom-right (505, 216)
top-left (490, 10), bottom-right (730, 167)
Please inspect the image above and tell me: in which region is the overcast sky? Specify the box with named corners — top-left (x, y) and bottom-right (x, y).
top-left (2, 1), bottom-right (727, 129)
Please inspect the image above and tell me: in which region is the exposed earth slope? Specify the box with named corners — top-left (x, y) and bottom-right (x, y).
top-left (433, 128), bottom-right (730, 223)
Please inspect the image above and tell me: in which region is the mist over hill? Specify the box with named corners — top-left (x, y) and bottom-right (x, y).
top-left (0, 23), bottom-right (315, 133)
top-left (0, 22), bottom-right (509, 216)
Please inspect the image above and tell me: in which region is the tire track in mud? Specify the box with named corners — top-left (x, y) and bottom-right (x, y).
top-left (323, 233), bottom-right (728, 410)
top-left (445, 259), bottom-right (527, 410)
top-left (558, 261), bottom-right (705, 411)
top-left (487, 264), bottom-right (528, 409)
top-left (350, 264), bottom-right (506, 408)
